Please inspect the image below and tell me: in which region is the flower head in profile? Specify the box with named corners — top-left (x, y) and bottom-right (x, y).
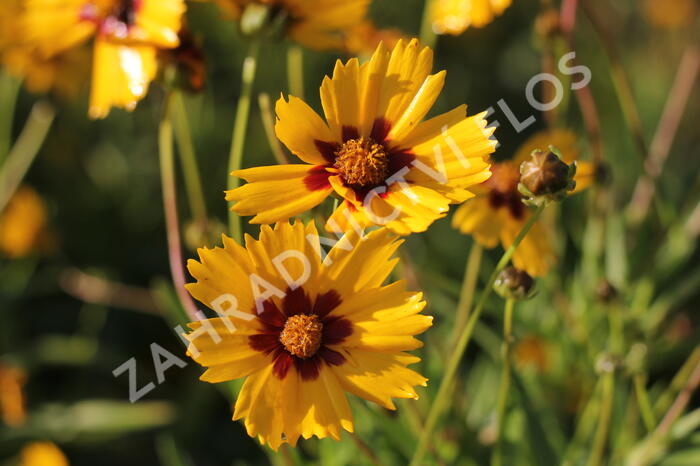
top-left (0, 186), bottom-right (51, 259)
top-left (209, 0), bottom-right (370, 50)
top-left (431, 0), bottom-right (512, 35)
top-left (452, 129), bottom-right (595, 277)
top-left (0, 0), bottom-right (89, 98)
top-left (184, 221), bottom-right (431, 449)
top-left (228, 39), bottom-right (496, 235)
top-left (23, 0), bottom-right (186, 118)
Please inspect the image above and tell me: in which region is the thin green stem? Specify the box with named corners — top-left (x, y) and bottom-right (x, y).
top-left (492, 299), bottom-right (515, 466)
top-left (228, 41), bottom-right (260, 242)
top-left (0, 73), bottom-right (21, 164)
top-left (0, 101), bottom-right (55, 213)
top-left (634, 374), bottom-right (657, 433)
top-left (451, 243), bottom-right (483, 345)
top-left (587, 369), bottom-right (615, 466)
top-left (580, 0), bottom-right (647, 162)
top-left (159, 92), bottom-right (200, 322)
top-left (409, 203), bottom-right (546, 466)
top-left (171, 91), bottom-right (208, 224)
top-left (587, 307), bottom-right (623, 466)
top-left (419, 0), bottom-right (437, 49)
top-left (286, 45), bottom-right (304, 100)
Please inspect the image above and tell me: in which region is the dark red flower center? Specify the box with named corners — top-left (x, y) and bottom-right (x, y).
top-left (248, 287), bottom-right (352, 381)
top-left (487, 162), bottom-right (525, 220)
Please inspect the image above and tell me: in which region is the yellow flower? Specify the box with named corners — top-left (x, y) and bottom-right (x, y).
top-left (184, 221), bottom-right (432, 449)
top-left (209, 0), bottom-right (370, 50)
top-left (0, 0), bottom-right (89, 97)
top-left (452, 129), bottom-right (593, 277)
top-left (431, 0), bottom-right (512, 35)
top-left (20, 442), bottom-right (69, 466)
top-left (0, 186), bottom-right (49, 259)
top-left (228, 39), bottom-right (496, 235)
top-left (0, 364), bottom-right (27, 427)
top-left (343, 20), bottom-right (405, 57)
top-left (643, 0), bottom-right (696, 29)
top-left (23, 0), bottom-right (185, 118)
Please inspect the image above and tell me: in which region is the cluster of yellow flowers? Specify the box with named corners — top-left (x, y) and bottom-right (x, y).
top-left (0, 0), bottom-right (598, 454)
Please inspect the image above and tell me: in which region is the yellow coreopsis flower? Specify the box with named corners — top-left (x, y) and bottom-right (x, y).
top-left (432, 0), bottom-right (512, 35)
top-left (184, 221), bottom-right (432, 449)
top-left (209, 0), bottom-right (370, 50)
top-left (20, 442), bottom-right (69, 466)
top-left (0, 0), bottom-right (89, 97)
top-left (228, 39), bottom-right (496, 235)
top-left (343, 20), bottom-right (405, 57)
top-left (452, 129), bottom-right (595, 277)
top-left (22, 0), bottom-right (185, 118)
top-left (0, 186), bottom-right (49, 259)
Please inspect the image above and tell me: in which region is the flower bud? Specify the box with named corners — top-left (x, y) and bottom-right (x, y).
top-left (494, 266), bottom-right (536, 301)
top-left (240, 3), bottom-right (289, 41)
top-left (518, 147), bottom-right (576, 205)
top-left (596, 279), bottom-right (618, 303)
top-left (535, 9), bottom-right (561, 39)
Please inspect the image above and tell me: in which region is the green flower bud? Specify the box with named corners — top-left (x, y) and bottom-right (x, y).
top-left (494, 266), bottom-right (537, 301)
top-left (518, 146), bottom-right (576, 205)
top-left (240, 3), bottom-right (289, 41)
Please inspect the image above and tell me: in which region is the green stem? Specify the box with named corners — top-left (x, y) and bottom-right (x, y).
top-left (228, 41), bottom-right (260, 242)
top-left (409, 203), bottom-right (546, 466)
top-left (0, 101), bottom-right (55, 213)
top-left (634, 374), bottom-right (657, 433)
top-left (159, 92), bottom-right (200, 322)
top-left (171, 91), bottom-right (208, 225)
top-left (286, 44), bottom-right (304, 99)
top-left (0, 72), bottom-right (21, 164)
top-left (451, 242), bottom-right (483, 345)
top-left (492, 299), bottom-right (515, 466)
top-left (587, 307), bottom-right (622, 466)
top-left (587, 369), bottom-right (615, 466)
top-left (419, 0), bottom-right (437, 49)
top-left (580, 0), bottom-right (647, 161)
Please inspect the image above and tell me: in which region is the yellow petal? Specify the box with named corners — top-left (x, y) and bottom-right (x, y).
top-left (452, 197), bottom-right (503, 248)
top-left (227, 165), bottom-right (332, 224)
top-left (89, 39), bottom-right (157, 119)
top-left (501, 214), bottom-right (555, 277)
top-left (513, 128), bottom-right (579, 165)
top-left (275, 95), bottom-right (337, 165)
top-left (332, 350), bottom-right (427, 410)
top-left (321, 227), bottom-right (402, 296)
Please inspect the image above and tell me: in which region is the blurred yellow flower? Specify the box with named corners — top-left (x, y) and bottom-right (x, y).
top-left (184, 221), bottom-right (431, 450)
top-left (432, 0), bottom-right (512, 35)
top-left (0, 365), bottom-right (27, 427)
top-left (20, 442), bottom-right (69, 466)
top-left (0, 186), bottom-right (49, 259)
top-left (514, 335), bottom-right (549, 372)
top-left (452, 129), bottom-right (593, 277)
top-left (228, 39), bottom-right (496, 235)
top-left (643, 0), bottom-right (696, 29)
top-left (0, 0), bottom-right (89, 97)
top-left (343, 20), bottom-right (405, 57)
top-left (22, 0), bottom-right (185, 118)
top-left (210, 0), bottom-right (370, 50)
